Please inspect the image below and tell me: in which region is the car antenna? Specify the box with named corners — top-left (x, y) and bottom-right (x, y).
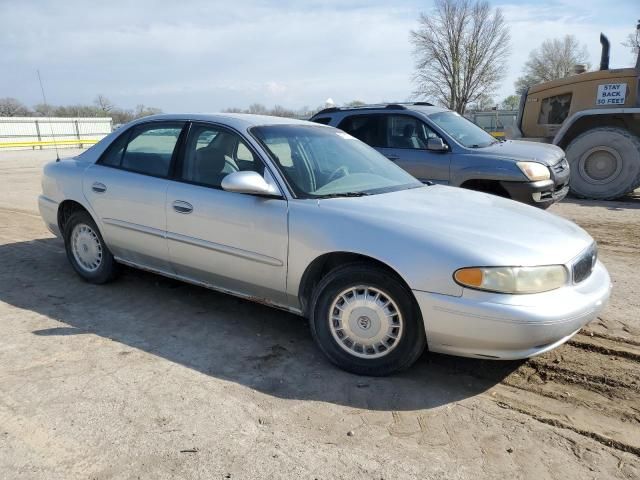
top-left (37, 69), bottom-right (60, 162)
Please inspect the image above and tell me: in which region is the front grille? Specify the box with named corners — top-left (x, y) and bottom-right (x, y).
top-left (552, 158), bottom-right (568, 174)
top-left (572, 244), bottom-right (597, 284)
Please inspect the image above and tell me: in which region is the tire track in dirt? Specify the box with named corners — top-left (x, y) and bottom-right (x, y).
top-left (429, 334), bottom-right (640, 457)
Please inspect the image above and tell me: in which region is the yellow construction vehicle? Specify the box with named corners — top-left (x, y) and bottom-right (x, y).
top-left (509, 23), bottom-right (640, 199)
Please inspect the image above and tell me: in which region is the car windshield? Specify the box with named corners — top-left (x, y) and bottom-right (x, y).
top-left (251, 125), bottom-right (423, 198)
top-left (429, 111), bottom-right (498, 148)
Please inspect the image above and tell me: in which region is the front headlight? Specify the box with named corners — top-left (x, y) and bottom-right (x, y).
top-left (517, 161), bottom-right (550, 181)
top-left (454, 265), bottom-right (568, 294)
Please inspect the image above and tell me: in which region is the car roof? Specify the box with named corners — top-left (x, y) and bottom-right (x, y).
top-left (312, 103), bottom-right (450, 117)
top-left (128, 113), bottom-right (318, 130)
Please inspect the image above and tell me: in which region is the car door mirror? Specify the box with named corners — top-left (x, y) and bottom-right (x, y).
top-left (221, 171), bottom-right (281, 197)
top-left (427, 138), bottom-right (448, 151)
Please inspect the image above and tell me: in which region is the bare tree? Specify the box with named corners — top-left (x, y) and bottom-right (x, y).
top-left (515, 35), bottom-right (590, 93)
top-left (33, 103), bottom-right (54, 116)
top-left (247, 103), bottom-right (268, 115)
top-left (0, 97), bottom-right (30, 116)
top-left (410, 0), bottom-right (510, 115)
top-left (622, 25), bottom-right (639, 62)
top-left (467, 94), bottom-right (495, 112)
top-left (134, 104), bottom-right (162, 119)
top-left (344, 100), bottom-right (366, 107)
top-left (94, 95), bottom-right (115, 115)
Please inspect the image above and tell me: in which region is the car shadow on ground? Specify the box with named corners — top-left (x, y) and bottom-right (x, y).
top-left (1, 237), bottom-right (523, 412)
top-left (563, 192), bottom-right (640, 211)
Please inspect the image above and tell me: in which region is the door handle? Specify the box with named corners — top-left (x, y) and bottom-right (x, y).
top-left (385, 155), bottom-right (400, 161)
top-left (172, 200), bottom-right (193, 214)
top-left (92, 182), bottom-right (107, 193)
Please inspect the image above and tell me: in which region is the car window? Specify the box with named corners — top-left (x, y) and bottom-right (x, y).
top-left (99, 130), bottom-right (130, 167)
top-left (337, 115), bottom-right (384, 147)
top-left (120, 123), bottom-right (183, 177)
top-left (538, 93), bottom-right (572, 125)
top-left (385, 115), bottom-right (438, 150)
top-left (181, 124), bottom-right (264, 188)
top-left (312, 117), bottom-right (331, 125)
top-left (252, 125), bottom-right (422, 198)
top-left (429, 111), bottom-right (497, 148)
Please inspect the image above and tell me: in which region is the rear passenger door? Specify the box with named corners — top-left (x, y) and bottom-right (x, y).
top-left (83, 121), bottom-right (185, 271)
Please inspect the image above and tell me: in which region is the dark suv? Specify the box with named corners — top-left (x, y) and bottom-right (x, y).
top-left (311, 103), bottom-right (569, 208)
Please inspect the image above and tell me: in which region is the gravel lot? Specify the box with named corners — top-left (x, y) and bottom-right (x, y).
top-left (1, 149), bottom-right (639, 479)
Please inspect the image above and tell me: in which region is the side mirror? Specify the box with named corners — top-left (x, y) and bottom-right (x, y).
top-left (221, 171), bottom-right (281, 197)
top-left (427, 138), bottom-right (448, 151)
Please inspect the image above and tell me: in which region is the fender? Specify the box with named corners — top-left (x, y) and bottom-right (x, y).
top-left (553, 108), bottom-right (640, 146)
top-left (450, 161), bottom-right (526, 186)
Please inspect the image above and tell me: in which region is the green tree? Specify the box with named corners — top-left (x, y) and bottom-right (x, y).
top-left (501, 95), bottom-right (519, 110)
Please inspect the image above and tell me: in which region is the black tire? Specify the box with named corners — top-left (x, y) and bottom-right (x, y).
top-left (565, 127), bottom-right (640, 200)
top-left (63, 211), bottom-right (118, 284)
top-left (310, 263), bottom-right (426, 376)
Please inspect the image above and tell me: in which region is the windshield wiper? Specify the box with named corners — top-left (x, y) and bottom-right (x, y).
top-left (315, 191), bottom-right (371, 198)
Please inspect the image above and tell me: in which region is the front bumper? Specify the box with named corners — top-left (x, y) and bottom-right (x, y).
top-left (500, 179), bottom-right (569, 208)
top-left (413, 261), bottom-right (611, 360)
top-left (501, 158), bottom-right (570, 208)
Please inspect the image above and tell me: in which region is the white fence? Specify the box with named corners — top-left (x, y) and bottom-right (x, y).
top-left (0, 117), bottom-right (113, 151)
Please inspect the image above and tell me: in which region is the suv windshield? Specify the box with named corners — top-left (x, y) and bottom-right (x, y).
top-left (251, 125), bottom-right (422, 198)
top-left (429, 111), bottom-right (497, 148)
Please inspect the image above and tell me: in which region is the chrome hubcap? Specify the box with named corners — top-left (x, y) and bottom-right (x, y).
top-left (329, 286), bottom-right (403, 359)
top-left (71, 224), bottom-right (102, 272)
top-left (580, 146), bottom-right (622, 184)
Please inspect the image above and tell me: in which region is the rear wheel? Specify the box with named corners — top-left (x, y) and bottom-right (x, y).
top-left (63, 211), bottom-right (118, 284)
top-left (565, 127), bottom-right (640, 199)
top-left (310, 264), bottom-right (426, 376)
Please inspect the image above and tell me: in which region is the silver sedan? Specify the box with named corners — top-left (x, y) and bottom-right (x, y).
top-left (38, 114), bottom-right (612, 375)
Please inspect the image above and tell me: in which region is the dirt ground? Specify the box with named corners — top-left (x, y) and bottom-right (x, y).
top-left (1, 149), bottom-right (639, 479)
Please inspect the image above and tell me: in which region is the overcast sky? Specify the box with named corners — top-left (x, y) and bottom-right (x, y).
top-left (1, 0), bottom-right (638, 112)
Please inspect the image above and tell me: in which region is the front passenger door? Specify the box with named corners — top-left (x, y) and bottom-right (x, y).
top-left (166, 123), bottom-right (289, 304)
top-left (377, 115), bottom-right (451, 184)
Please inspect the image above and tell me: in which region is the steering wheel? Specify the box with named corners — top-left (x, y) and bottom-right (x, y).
top-left (327, 166), bottom-right (349, 183)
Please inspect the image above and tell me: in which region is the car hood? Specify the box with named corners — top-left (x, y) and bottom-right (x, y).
top-left (318, 185), bottom-right (592, 268)
top-left (474, 140), bottom-right (564, 165)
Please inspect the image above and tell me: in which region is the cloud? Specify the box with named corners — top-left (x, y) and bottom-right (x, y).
top-left (0, 0), bottom-right (636, 111)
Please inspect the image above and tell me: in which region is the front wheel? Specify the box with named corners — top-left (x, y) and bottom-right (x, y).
top-left (63, 211), bottom-right (119, 284)
top-left (310, 264), bottom-right (426, 376)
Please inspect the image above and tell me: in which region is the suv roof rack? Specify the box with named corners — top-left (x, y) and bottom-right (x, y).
top-left (314, 102), bottom-right (435, 116)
